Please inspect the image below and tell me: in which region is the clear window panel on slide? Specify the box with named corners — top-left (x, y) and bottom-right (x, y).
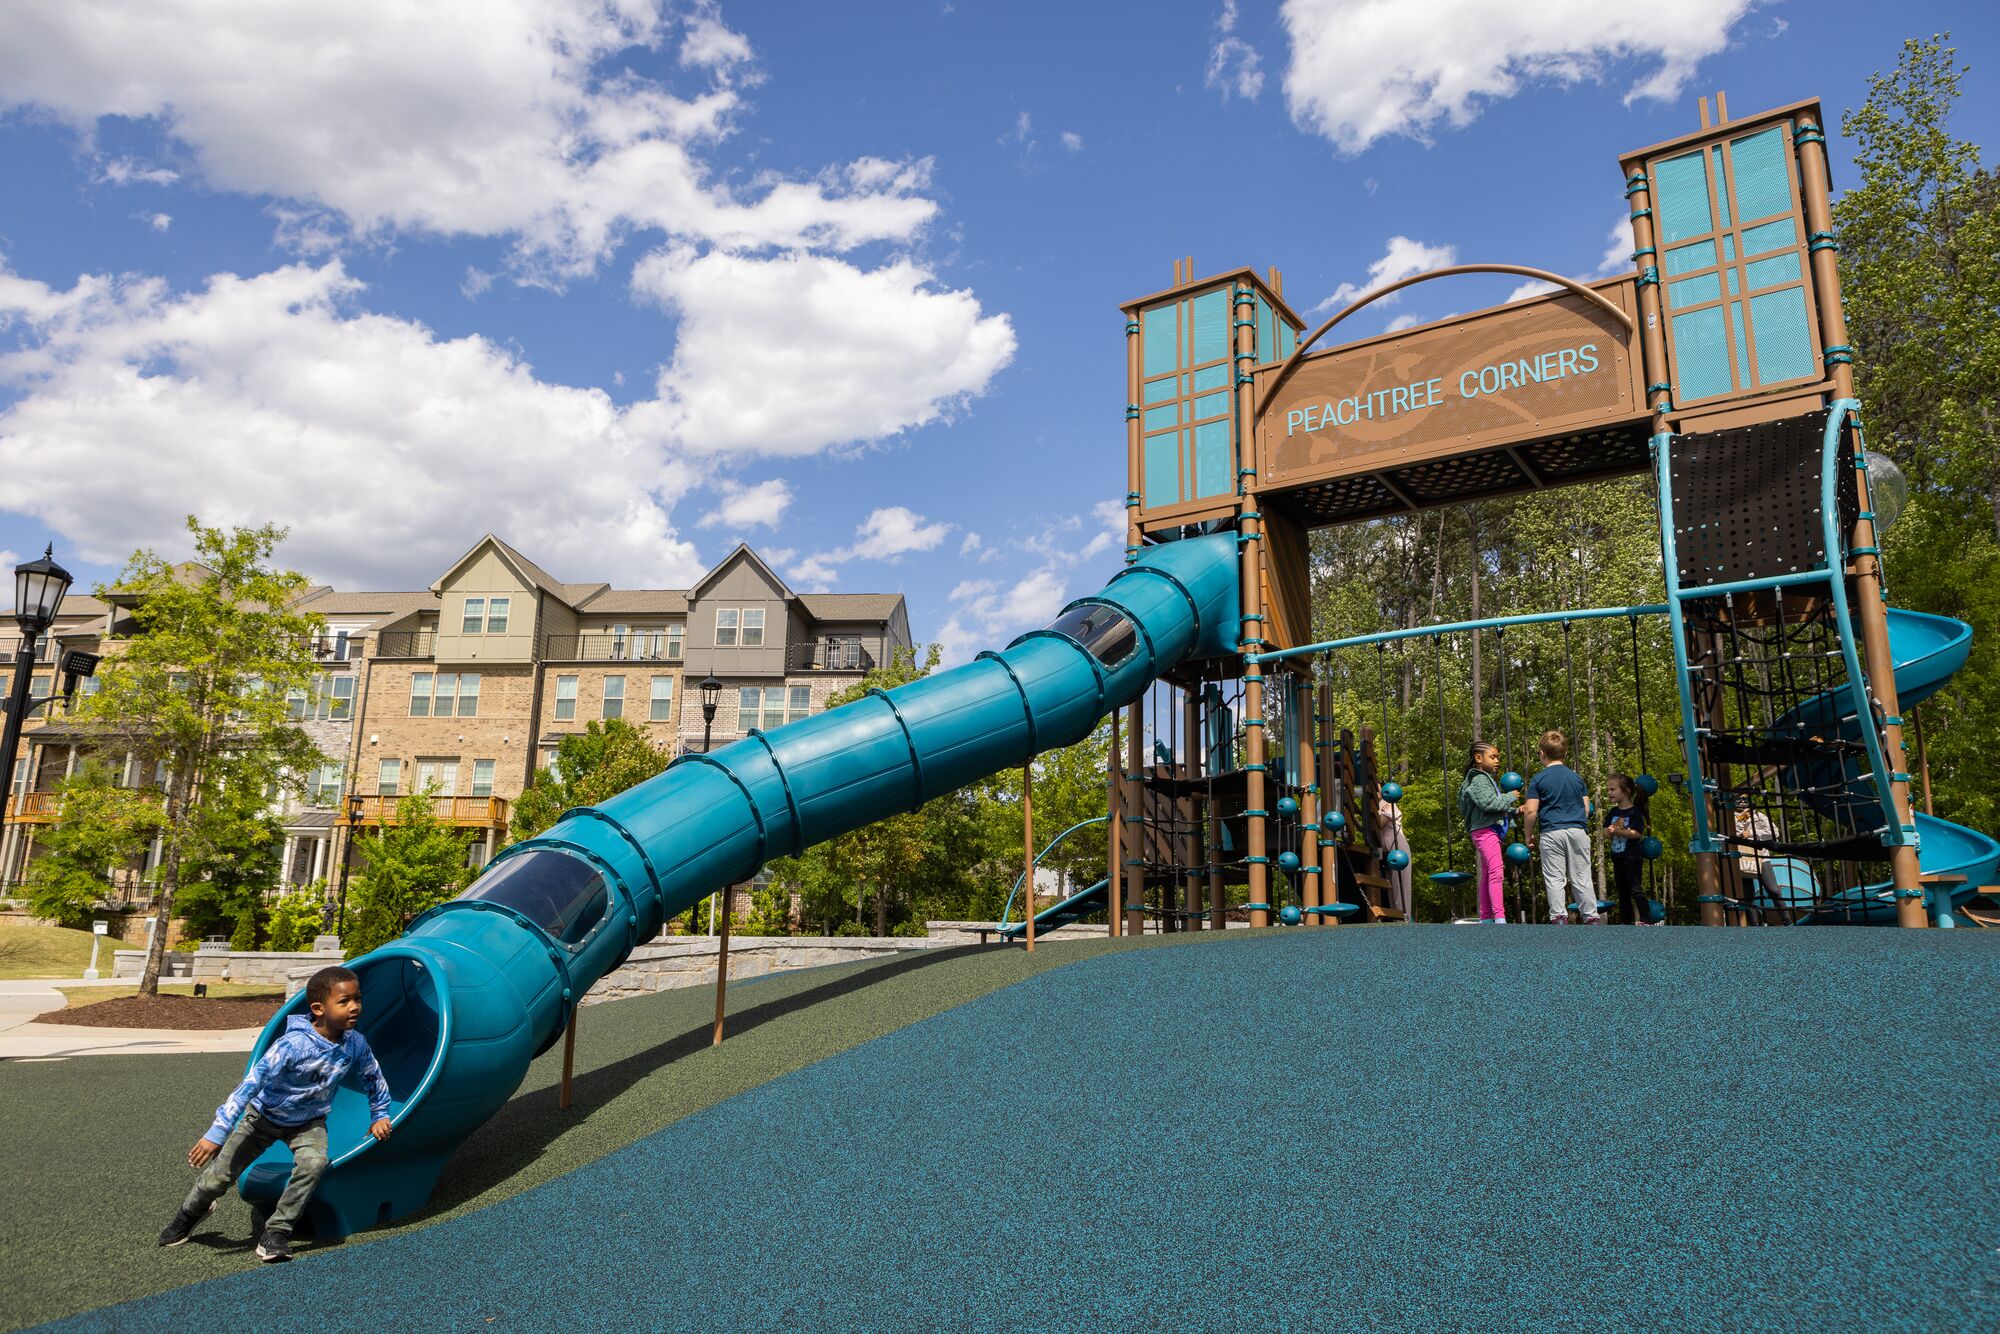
top-left (1046, 603), bottom-right (1139, 668)
top-left (459, 849), bottom-right (608, 948)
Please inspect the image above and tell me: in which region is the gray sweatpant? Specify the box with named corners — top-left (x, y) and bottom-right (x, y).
top-left (1539, 827), bottom-right (1597, 920)
top-left (181, 1107), bottom-right (328, 1234)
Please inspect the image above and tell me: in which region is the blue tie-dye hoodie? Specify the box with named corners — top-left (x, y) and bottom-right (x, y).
top-left (202, 1015), bottom-right (393, 1145)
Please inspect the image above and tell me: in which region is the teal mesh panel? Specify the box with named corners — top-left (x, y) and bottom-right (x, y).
top-left (1745, 252), bottom-right (1802, 290)
top-left (1721, 234), bottom-right (1736, 261)
top-left (1190, 290), bottom-right (1228, 365)
top-left (1729, 126), bottom-right (1792, 220)
top-left (1143, 376), bottom-right (1177, 404)
top-left (1278, 323), bottom-right (1295, 358)
top-left (1191, 364), bottom-right (1229, 392)
top-left (1191, 391), bottom-right (1230, 421)
top-left (1750, 287), bottom-right (1815, 384)
top-left (1192, 420), bottom-right (1231, 497)
top-left (1144, 402), bottom-right (1180, 432)
top-left (1654, 151), bottom-right (1713, 243)
top-left (1740, 217), bottom-right (1798, 257)
top-left (1664, 240), bottom-right (1716, 276)
top-left (1672, 307), bottom-right (1733, 400)
top-left (1730, 301), bottom-right (1750, 387)
top-left (1142, 304), bottom-right (1178, 377)
top-left (1712, 146), bottom-right (1732, 227)
top-left (1727, 268), bottom-right (1740, 295)
top-left (1667, 273), bottom-right (1722, 308)
top-left (1256, 300), bottom-right (1274, 361)
top-left (1143, 432), bottom-right (1181, 505)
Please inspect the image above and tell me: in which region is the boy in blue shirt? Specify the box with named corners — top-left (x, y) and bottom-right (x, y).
top-left (1522, 730), bottom-right (1600, 924)
top-left (157, 965), bottom-right (394, 1262)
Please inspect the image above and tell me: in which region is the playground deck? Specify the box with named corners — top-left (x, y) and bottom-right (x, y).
top-left (9, 926), bottom-right (1996, 1332)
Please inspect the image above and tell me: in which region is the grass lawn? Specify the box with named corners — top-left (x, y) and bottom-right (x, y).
top-left (56, 983), bottom-right (285, 1010)
top-left (0, 921), bottom-right (128, 980)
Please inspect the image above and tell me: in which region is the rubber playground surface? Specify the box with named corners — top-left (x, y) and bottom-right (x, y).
top-left (7, 926), bottom-right (1998, 1331)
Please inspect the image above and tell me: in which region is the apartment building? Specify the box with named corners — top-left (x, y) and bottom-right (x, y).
top-left (2, 535), bottom-right (911, 905)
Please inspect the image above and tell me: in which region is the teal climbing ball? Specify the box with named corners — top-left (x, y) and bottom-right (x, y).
top-left (1381, 781), bottom-right (1403, 803)
top-left (1505, 841), bottom-right (1532, 864)
top-left (1635, 773), bottom-right (1659, 797)
top-left (1278, 904), bottom-right (1304, 926)
top-left (1324, 810), bottom-right (1345, 832)
top-left (1276, 796), bottom-right (1299, 815)
top-left (1640, 835), bottom-right (1665, 860)
top-left (1277, 849), bottom-right (1301, 871)
top-left (1386, 848), bottom-right (1410, 869)
top-left (1500, 771), bottom-right (1524, 792)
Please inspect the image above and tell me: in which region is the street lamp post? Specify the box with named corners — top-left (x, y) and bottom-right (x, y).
top-left (336, 790), bottom-right (364, 938)
top-left (696, 674), bottom-right (733, 1044)
top-left (0, 547), bottom-right (75, 882)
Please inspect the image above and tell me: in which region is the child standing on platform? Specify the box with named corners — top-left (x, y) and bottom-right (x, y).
top-left (1605, 774), bottom-right (1652, 925)
top-left (1457, 742), bottom-right (1518, 923)
top-left (1524, 730), bottom-right (1598, 923)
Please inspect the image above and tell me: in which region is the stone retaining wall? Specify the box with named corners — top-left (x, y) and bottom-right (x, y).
top-left (116, 946), bottom-right (342, 984)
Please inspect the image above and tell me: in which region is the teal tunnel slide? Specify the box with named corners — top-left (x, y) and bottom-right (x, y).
top-left (1793, 607), bottom-right (2000, 925)
top-left (236, 535), bottom-right (1241, 1237)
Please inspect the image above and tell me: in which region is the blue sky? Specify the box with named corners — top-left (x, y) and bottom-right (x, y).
top-left (1, 1), bottom-right (1995, 661)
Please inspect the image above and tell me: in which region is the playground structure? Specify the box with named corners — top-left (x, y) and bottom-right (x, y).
top-left (230, 92), bottom-right (1996, 1239)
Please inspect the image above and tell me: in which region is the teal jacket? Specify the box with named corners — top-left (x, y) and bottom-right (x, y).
top-left (1457, 770), bottom-right (1518, 834)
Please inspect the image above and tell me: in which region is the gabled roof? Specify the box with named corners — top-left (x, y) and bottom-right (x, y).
top-left (431, 534), bottom-right (575, 605)
top-left (797, 593), bottom-right (906, 623)
top-left (687, 543), bottom-right (792, 601)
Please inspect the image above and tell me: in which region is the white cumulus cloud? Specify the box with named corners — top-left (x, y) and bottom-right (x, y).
top-left (0, 1), bottom-right (937, 280)
top-left (1281, 0), bottom-right (1755, 153)
top-left (699, 477), bottom-right (792, 530)
top-left (1314, 235), bottom-right (1457, 314)
top-left (0, 260), bottom-right (703, 589)
top-left (629, 246), bottom-right (1015, 457)
top-left (1207, 1), bottom-right (1265, 101)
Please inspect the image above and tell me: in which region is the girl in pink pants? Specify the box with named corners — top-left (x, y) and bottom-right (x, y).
top-left (1456, 742), bottom-right (1519, 923)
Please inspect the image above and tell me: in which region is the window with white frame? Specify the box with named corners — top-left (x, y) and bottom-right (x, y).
top-left (737, 685), bottom-right (813, 733)
top-left (411, 672), bottom-right (479, 717)
top-left (415, 758), bottom-right (458, 796)
top-left (602, 675), bottom-right (625, 719)
top-left (486, 598), bottom-right (510, 634)
top-left (378, 758), bottom-right (401, 797)
top-left (715, 609), bottom-right (738, 646)
top-left (29, 674), bottom-right (49, 701)
top-left (554, 674), bottom-right (578, 721)
top-left (471, 758), bottom-right (496, 798)
top-left (462, 597), bottom-right (486, 634)
top-left (308, 763), bottom-right (343, 807)
top-left (666, 624), bottom-right (685, 661)
top-left (290, 673), bottom-right (355, 721)
top-left (741, 608), bottom-right (765, 647)
top-left (649, 676), bottom-right (673, 721)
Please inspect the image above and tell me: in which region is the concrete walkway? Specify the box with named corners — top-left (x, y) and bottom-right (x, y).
top-left (0, 979), bottom-right (260, 1059)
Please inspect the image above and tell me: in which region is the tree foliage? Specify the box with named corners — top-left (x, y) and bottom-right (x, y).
top-left (507, 717), bottom-right (673, 845)
top-left (343, 790), bottom-right (472, 956)
top-left (77, 519), bottom-right (324, 990)
top-left (23, 762), bottom-right (166, 928)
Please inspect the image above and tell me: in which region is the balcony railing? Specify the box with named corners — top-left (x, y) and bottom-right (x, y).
top-left (345, 795), bottom-right (510, 828)
top-left (792, 642), bottom-right (877, 672)
top-left (540, 634), bottom-right (684, 664)
top-left (373, 630), bottom-right (436, 659)
top-left (3, 792), bottom-right (62, 823)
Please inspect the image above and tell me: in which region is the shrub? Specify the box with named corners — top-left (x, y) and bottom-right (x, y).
top-left (268, 883), bottom-right (329, 951)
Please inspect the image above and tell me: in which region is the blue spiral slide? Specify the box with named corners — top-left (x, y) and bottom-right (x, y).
top-left (232, 535), bottom-right (1241, 1237)
top-left (1764, 606), bottom-right (1999, 924)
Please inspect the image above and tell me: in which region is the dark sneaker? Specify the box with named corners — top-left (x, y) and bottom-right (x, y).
top-left (158, 1198), bottom-right (217, 1247)
top-left (254, 1229), bottom-right (292, 1263)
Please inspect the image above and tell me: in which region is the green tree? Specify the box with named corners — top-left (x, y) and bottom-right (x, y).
top-left (22, 762), bottom-right (166, 928)
top-left (172, 782), bottom-right (286, 948)
top-left (344, 790), bottom-right (473, 955)
top-left (1836, 32), bottom-right (2000, 840)
top-left (267, 882), bottom-right (330, 952)
top-left (78, 519), bottom-right (323, 991)
top-left (507, 717), bottom-right (673, 844)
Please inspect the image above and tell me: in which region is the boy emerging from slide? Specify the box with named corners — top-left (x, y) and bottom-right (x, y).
top-left (157, 965), bottom-right (394, 1262)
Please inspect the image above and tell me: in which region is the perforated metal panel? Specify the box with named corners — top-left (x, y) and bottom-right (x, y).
top-left (1391, 449), bottom-right (1522, 505)
top-left (1667, 408), bottom-right (1858, 588)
